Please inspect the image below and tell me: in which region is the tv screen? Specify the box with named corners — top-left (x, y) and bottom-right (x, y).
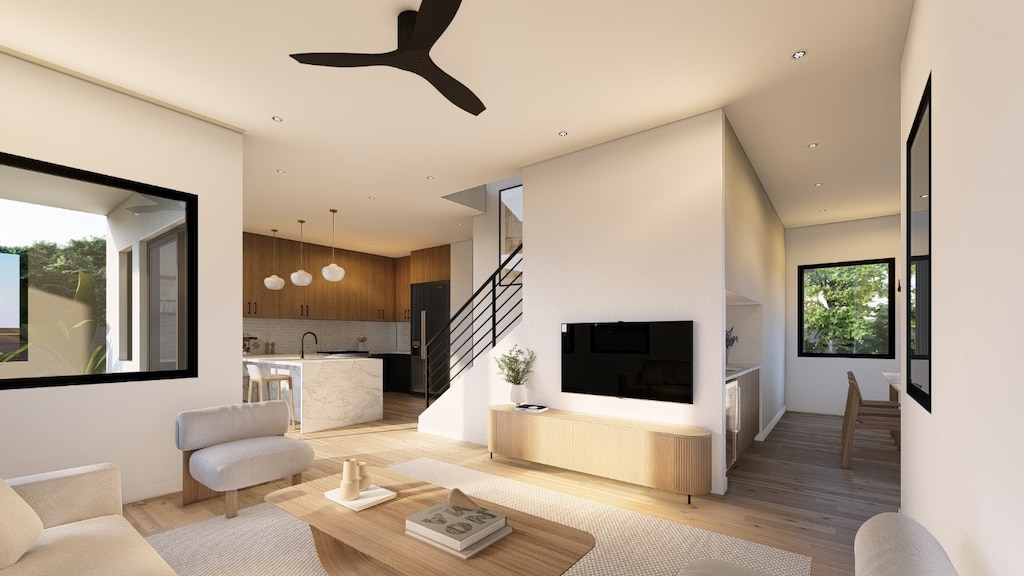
top-left (561, 321), bottom-right (694, 404)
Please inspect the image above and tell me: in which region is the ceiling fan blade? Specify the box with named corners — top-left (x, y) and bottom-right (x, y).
top-left (406, 0), bottom-right (462, 51)
top-left (416, 59), bottom-right (485, 116)
top-left (290, 52), bottom-right (393, 68)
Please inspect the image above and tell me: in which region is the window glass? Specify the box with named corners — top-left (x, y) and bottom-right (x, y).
top-left (798, 258), bottom-right (895, 358)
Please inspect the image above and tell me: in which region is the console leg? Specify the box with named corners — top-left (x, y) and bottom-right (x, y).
top-left (688, 494), bottom-right (692, 505)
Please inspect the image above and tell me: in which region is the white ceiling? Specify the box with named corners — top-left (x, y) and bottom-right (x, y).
top-left (0, 0), bottom-right (914, 257)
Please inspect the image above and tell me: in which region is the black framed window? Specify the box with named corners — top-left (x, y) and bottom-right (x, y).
top-left (798, 258), bottom-right (896, 358)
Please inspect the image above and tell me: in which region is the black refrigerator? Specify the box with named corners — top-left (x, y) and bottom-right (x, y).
top-left (410, 280), bottom-right (450, 394)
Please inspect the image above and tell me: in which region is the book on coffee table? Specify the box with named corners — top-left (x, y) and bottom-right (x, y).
top-left (323, 485), bottom-right (396, 511)
top-left (405, 502), bottom-right (507, 551)
top-left (405, 525), bottom-right (513, 559)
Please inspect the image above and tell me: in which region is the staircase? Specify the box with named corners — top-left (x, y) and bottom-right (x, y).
top-left (419, 243), bottom-right (523, 406)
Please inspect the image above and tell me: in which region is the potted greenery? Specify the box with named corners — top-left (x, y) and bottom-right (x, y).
top-left (495, 344), bottom-right (536, 405)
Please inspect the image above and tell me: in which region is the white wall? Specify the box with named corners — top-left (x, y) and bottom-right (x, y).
top-left (899, 1), bottom-right (1024, 574)
top-left (723, 118), bottom-right (787, 437)
top-left (784, 216), bottom-right (900, 415)
top-left (422, 111), bottom-right (730, 492)
top-left (0, 53), bottom-right (243, 502)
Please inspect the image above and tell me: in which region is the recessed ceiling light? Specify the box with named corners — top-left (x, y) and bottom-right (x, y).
top-left (807, 142), bottom-right (819, 149)
top-left (558, 130), bottom-right (568, 137)
top-left (818, 209), bottom-right (828, 213)
top-left (275, 169), bottom-right (286, 174)
top-left (814, 182), bottom-right (824, 188)
top-left (407, 233), bottom-right (415, 237)
top-left (368, 196), bottom-right (376, 200)
top-left (426, 176), bottom-right (435, 180)
top-left (792, 50), bottom-right (807, 60)
top-left (271, 115), bottom-right (284, 122)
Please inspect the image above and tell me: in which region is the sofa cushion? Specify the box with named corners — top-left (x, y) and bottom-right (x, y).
top-left (3, 515), bottom-right (176, 576)
top-left (0, 477), bottom-right (44, 569)
top-left (189, 436), bottom-right (314, 492)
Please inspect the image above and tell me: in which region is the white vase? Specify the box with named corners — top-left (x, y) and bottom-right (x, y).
top-left (509, 384), bottom-right (528, 405)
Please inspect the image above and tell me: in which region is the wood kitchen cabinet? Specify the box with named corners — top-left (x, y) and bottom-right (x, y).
top-left (242, 233), bottom-right (431, 322)
top-left (394, 256), bottom-right (411, 321)
top-left (242, 233), bottom-right (280, 317)
top-left (275, 238), bottom-right (328, 319)
top-left (410, 244), bottom-right (450, 284)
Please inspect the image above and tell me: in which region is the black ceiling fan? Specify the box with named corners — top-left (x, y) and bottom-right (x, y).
top-left (290, 0), bottom-right (485, 116)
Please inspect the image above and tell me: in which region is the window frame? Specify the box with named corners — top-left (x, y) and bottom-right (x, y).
top-left (0, 150), bottom-right (198, 390)
top-left (797, 257), bottom-right (896, 359)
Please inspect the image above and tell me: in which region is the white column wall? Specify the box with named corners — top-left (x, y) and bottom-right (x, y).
top-left (900, 1), bottom-right (1024, 574)
top-left (0, 53), bottom-right (243, 503)
top-left (784, 216), bottom-right (900, 415)
top-left (723, 118), bottom-right (787, 438)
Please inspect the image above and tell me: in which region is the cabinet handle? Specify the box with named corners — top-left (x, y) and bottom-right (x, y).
top-left (247, 302), bottom-right (251, 315)
top-left (254, 302), bottom-right (258, 316)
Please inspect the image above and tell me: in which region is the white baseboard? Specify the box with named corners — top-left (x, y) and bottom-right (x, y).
top-left (755, 405), bottom-right (786, 442)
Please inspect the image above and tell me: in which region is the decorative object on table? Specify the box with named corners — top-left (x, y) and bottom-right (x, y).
top-left (514, 404), bottom-right (549, 413)
top-left (358, 461), bottom-right (371, 491)
top-left (340, 458), bottom-right (360, 501)
top-left (324, 483), bottom-right (396, 511)
top-left (495, 344), bottom-right (536, 406)
top-left (357, 336), bottom-right (368, 352)
top-left (405, 493), bottom-right (509, 556)
top-left (725, 326), bottom-right (738, 365)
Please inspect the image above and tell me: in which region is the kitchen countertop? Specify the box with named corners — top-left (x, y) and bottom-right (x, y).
top-left (725, 364), bottom-right (760, 381)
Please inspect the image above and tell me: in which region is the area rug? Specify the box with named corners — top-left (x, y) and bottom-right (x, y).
top-left (391, 458), bottom-right (811, 576)
top-left (147, 458), bottom-right (812, 576)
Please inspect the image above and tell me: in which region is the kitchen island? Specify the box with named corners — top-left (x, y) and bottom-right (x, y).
top-left (243, 354), bottom-right (383, 433)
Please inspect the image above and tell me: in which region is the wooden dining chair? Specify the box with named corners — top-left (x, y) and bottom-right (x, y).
top-left (245, 363), bottom-right (295, 428)
top-left (841, 371), bottom-right (901, 468)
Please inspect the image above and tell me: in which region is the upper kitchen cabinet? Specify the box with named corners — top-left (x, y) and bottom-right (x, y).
top-left (276, 238), bottom-right (328, 319)
top-left (394, 256), bottom-right (411, 321)
top-left (410, 244), bottom-right (450, 284)
top-left (242, 233), bottom-right (442, 322)
top-left (242, 233), bottom-right (280, 317)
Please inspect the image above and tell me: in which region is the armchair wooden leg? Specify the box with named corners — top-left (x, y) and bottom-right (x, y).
top-left (225, 490), bottom-right (238, 519)
top-left (291, 473), bottom-right (303, 486)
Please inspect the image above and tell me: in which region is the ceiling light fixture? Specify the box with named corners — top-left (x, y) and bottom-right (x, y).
top-left (558, 130), bottom-right (568, 137)
top-left (818, 209), bottom-right (828, 213)
top-left (275, 169), bottom-right (286, 174)
top-left (792, 50), bottom-right (807, 60)
top-left (807, 142), bottom-right (818, 149)
top-left (814, 182), bottom-right (824, 188)
top-left (290, 219), bottom-right (313, 287)
top-left (263, 229), bottom-right (286, 290)
top-left (322, 209), bottom-right (346, 282)
top-left (426, 176), bottom-right (435, 180)
top-left (271, 115), bottom-right (284, 122)
top-left (368, 196), bottom-right (376, 200)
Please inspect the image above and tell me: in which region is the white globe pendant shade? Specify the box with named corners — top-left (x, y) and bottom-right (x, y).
top-left (264, 274), bottom-right (285, 290)
top-left (290, 269), bottom-right (313, 286)
top-left (322, 262), bottom-right (346, 282)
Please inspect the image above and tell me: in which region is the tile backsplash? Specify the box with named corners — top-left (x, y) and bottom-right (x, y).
top-left (243, 318), bottom-right (411, 355)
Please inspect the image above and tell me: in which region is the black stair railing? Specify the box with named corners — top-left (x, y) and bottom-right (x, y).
top-left (420, 243), bottom-right (523, 406)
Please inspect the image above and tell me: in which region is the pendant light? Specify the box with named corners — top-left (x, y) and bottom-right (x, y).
top-left (290, 219), bottom-right (313, 286)
top-left (322, 208), bottom-right (346, 282)
top-left (263, 228), bottom-right (286, 290)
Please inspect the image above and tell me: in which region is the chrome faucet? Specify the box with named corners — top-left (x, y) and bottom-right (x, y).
top-left (301, 331), bottom-right (318, 359)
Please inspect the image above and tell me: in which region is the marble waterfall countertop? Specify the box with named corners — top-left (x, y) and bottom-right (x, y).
top-left (244, 354), bottom-right (383, 434)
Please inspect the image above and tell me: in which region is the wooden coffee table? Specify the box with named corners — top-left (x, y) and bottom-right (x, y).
top-left (266, 466), bottom-right (595, 576)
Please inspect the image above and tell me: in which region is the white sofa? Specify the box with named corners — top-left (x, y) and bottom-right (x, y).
top-left (855, 512), bottom-right (958, 575)
top-left (1, 462), bottom-right (176, 576)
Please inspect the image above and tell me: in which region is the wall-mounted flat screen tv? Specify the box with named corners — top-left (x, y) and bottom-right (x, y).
top-left (561, 321), bottom-right (693, 404)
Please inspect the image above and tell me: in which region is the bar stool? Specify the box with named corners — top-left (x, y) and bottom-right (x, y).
top-left (245, 363), bottom-right (295, 428)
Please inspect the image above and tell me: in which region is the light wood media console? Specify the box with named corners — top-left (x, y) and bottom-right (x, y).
top-left (487, 405), bottom-right (712, 501)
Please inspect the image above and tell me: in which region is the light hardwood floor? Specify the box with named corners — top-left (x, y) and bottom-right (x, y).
top-left (125, 393), bottom-right (899, 576)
